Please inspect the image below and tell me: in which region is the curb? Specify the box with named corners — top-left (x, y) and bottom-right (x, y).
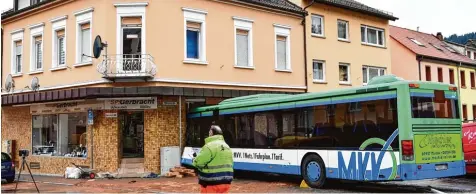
top-left (18, 180), bottom-right (75, 186)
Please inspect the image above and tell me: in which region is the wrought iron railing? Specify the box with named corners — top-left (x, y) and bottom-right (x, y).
top-left (97, 54), bottom-right (157, 78)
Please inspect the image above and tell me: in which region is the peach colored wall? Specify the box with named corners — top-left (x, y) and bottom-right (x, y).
top-left (303, 3), bottom-right (392, 92)
top-left (389, 38), bottom-right (419, 81)
top-left (2, 0), bottom-right (305, 92)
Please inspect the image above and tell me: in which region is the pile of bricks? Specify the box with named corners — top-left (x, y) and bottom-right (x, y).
top-left (164, 166), bottom-right (196, 178)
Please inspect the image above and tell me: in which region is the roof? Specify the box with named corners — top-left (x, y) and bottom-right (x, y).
top-left (235, 0), bottom-right (305, 14)
top-left (390, 25), bottom-right (476, 65)
top-left (2, 0), bottom-right (305, 20)
top-left (315, 0), bottom-right (398, 21)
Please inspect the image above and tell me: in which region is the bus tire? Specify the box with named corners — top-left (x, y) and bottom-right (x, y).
top-left (301, 154), bottom-right (326, 188)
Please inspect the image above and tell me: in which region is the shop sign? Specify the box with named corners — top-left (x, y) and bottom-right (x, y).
top-left (105, 112), bottom-right (118, 118)
top-left (104, 97), bottom-right (158, 110)
top-left (30, 100), bottom-right (104, 114)
top-left (88, 110), bottom-right (94, 125)
top-left (163, 101), bottom-right (177, 106)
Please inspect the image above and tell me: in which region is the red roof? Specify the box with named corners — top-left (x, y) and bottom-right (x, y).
top-left (390, 26), bottom-right (476, 65)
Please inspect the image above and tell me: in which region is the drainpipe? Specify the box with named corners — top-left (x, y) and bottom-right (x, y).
top-left (302, 0), bottom-right (315, 93)
top-left (417, 56), bottom-right (423, 81)
top-left (179, 95), bottom-right (182, 151)
top-left (457, 62), bottom-right (462, 120)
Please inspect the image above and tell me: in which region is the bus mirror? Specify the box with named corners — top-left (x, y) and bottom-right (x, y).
top-left (434, 90), bottom-right (445, 103)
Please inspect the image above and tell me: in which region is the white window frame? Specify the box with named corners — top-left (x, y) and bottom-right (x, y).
top-left (182, 8), bottom-right (207, 65)
top-left (51, 15), bottom-right (68, 69)
top-left (29, 23), bottom-right (44, 73)
top-left (74, 7), bottom-right (94, 66)
top-left (337, 19), bottom-right (349, 41)
top-left (312, 60), bottom-right (326, 82)
top-left (339, 63), bottom-right (351, 84)
top-left (233, 17), bottom-right (253, 68)
top-left (361, 25), bottom-right (385, 47)
top-left (274, 24), bottom-right (291, 71)
top-left (311, 14), bottom-right (324, 37)
top-left (362, 65), bottom-right (385, 85)
top-left (11, 29), bottom-right (24, 76)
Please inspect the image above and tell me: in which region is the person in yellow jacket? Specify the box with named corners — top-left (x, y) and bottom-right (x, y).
top-left (193, 125), bottom-right (234, 193)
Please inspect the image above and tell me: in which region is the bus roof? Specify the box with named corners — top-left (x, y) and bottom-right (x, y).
top-left (190, 75), bottom-right (456, 114)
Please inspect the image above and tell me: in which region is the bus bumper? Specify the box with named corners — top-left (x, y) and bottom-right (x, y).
top-left (400, 161), bottom-right (466, 180)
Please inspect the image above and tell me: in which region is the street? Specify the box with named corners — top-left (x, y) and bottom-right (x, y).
top-left (2, 173), bottom-right (475, 193)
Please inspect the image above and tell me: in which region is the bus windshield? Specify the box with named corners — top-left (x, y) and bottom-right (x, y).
top-left (411, 95), bottom-right (459, 119)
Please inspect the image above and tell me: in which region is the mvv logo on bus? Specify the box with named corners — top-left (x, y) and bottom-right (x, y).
top-left (337, 129), bottom-right (399, 181)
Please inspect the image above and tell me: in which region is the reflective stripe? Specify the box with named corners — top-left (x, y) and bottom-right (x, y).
top-left (199, 176), bottom-right (234, 182)
top-left (199, 171), bottom-right (233, 178)
top-left (205, 164), bottom-right (233, 170)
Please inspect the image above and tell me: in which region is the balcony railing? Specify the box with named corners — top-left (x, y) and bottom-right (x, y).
top-left (97, 54), bottom-right (157, 81)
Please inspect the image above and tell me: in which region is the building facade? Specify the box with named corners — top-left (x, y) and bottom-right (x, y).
top-left (445, 39), bottom-right (476, 61)
top-left (1, 0), bottom-right (306, 176)
top-left (290, 0), bottom-right (397, 91)
top-left (390, 26), bottom-right (476, 121)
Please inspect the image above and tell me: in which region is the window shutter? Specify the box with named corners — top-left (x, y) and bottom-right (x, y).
top-left (236, 30), bottom-right (249, 67)
top-left (35, 36), bottom-right (42, 41)
top-left (56, 29), bottom-right (65, 37)
top-left (276, 37), bottom-right (287, 70)
top-left (122, 17), bottom-right (142, 26)
top-left (81, 23), bottom-right (90, 30)
top-left (187, 21), bottom-right (201, 30)
top-left (15, 41), bottom-right (22, 47)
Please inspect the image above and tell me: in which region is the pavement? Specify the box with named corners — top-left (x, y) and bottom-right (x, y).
top-left (2, 173), bottom-right (476, 193)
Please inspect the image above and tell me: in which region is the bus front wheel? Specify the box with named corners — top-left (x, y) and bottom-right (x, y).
top-left (301, 154), bottom-right (326, 188)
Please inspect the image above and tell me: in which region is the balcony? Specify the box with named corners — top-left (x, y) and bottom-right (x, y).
top-left (97, 54), bottom-right (157, 82)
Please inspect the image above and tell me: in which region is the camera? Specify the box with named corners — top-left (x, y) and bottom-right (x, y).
top-left (19, 149), bottom-right (29, 157)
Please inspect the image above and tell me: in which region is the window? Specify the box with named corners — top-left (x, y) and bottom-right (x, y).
top-left (411, 95), bottom-right (459, 119)
top-left (186, 22), bottom-right (201, 59)
top-left (461, 70), bottom-right (466, 87)
top-left (430, 43), bottom-right (442, 51)
top-left (121, 17), bottom-right (143, 71)
top-left (311, 15), bottom-right (324, 36)
top-left (57, 32), bottom-right (66, 65)
top-left (437, 67), bottom-right (443, 83)
top-left (361, 25), bottom-right (385, 47)
top-left (473, 105), bottom-right (476, 120)
top-left (339, 63), bottom-right (350, 84)
top-left (337, 20), bottom-right (348, 40)
top-left (409, 38), bottom-right (425, 46)
top-left (463, 105), bottom-right (468, 121)
top-left (32, 113), bottom-right (88, 157)
top-left (183, 8), bottom-right (207, 63)
top-left (443, 45), bottom-right (457, 53)
top-left (34, 38), bottom-right (43, 70)
top-left (313, 60), bottom-right (325, 82)
top-left (425, 66), bottom-right (431, 81)
top-left (274, 25), bottom-right (291, 71)
top-left (79, 23), bottom-right (91, 63)
top-left (234, 18), bottom-right (253, 67)
top-left (449, 69), bottom-right (455, 84)
top-left (51, 16), bottom-right (67, 68)
top-left (471, 71), bottom-right (475, 88)
top-left (362, 66), bottom-right (385, 84)
top-left (14, 41), bottom-right (22, 74)
top-left (467, 51), bottom-right (472, 59)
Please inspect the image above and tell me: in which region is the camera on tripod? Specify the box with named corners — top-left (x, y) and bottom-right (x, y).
top-left (19, 149), bottom-right (29, 157)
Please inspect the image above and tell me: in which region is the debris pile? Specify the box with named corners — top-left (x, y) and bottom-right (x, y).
top-left (164, 166), bottom-right (196, 178)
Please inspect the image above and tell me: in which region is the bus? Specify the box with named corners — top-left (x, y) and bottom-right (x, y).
top-left (181, 75), bottom-right (466, 188)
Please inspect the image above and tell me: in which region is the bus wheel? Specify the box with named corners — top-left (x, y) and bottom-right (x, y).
top-left (301, 154), bottom-right (326, 188)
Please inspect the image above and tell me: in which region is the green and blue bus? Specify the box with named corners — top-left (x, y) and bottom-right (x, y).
top-left (181, 75), bottom-right (465, 188)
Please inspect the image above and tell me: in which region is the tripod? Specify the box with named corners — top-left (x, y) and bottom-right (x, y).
top-left (14, 155), bottom-right (39, 193)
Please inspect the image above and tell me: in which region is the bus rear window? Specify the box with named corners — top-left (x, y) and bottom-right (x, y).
top-left (411, 95), bottom-right (459, 119)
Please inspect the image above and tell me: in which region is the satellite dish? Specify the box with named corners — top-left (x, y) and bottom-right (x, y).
top-left (93, 35), bottom-right (107, 58)
top-left (5, 74), bottom-right (15, 93)
top-left (31, 77), bottom-right (40, 91)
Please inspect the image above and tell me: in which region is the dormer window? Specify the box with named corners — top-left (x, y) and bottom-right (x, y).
top-left (409, 38), bottom-right (424, 46)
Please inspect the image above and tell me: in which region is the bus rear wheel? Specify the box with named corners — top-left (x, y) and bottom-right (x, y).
top-left (301, 154), bottom-right (326, 188)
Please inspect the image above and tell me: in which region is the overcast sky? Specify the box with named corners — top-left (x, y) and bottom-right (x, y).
top-left (1, 0), bottom-right (475, 36)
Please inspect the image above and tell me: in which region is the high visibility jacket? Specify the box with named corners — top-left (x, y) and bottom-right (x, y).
top-left (193, 135), bottom-right (233, 186)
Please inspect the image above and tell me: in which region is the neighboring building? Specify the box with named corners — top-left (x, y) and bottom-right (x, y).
top-left (290, 0), bottom-right (398, 91)
top-left (390, 26), bottom-right (476, 121)
top-left (1, 0), bottom-right (306, 176)
top-left (445, 39), bottom-right (476, 61)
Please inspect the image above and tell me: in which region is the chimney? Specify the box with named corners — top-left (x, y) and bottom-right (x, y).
top-left (417, 26), bottom-right (419, 32)
top-left (436, 32), bottom-right (443, 41)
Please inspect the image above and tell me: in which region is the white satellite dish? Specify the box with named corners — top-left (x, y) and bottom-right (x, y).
top-left (5, 74), bottom-right (15, 93)
top-left (31, 77), bottom-right (40, 91)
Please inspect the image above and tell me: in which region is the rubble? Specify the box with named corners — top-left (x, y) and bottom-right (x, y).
top-left (164, 166), bottom-right (196, 178)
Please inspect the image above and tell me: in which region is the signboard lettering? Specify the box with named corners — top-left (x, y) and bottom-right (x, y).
top-left (105, 112), bottom-right (118, 118)
top-left (104, 97), bottom-right (157, 110)
top-left (415, 134), bottom-right (462, 163)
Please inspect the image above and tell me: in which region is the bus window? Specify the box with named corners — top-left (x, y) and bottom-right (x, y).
top-left (254, 114), bottom-right (268, 147)
top-left (237, 114), bottom-right (253, 147)
top-left (411, 96), bottom-right (459, 119)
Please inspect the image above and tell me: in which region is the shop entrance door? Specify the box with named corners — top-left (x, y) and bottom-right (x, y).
top-left (119, 111), bottom-right (144, 158)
